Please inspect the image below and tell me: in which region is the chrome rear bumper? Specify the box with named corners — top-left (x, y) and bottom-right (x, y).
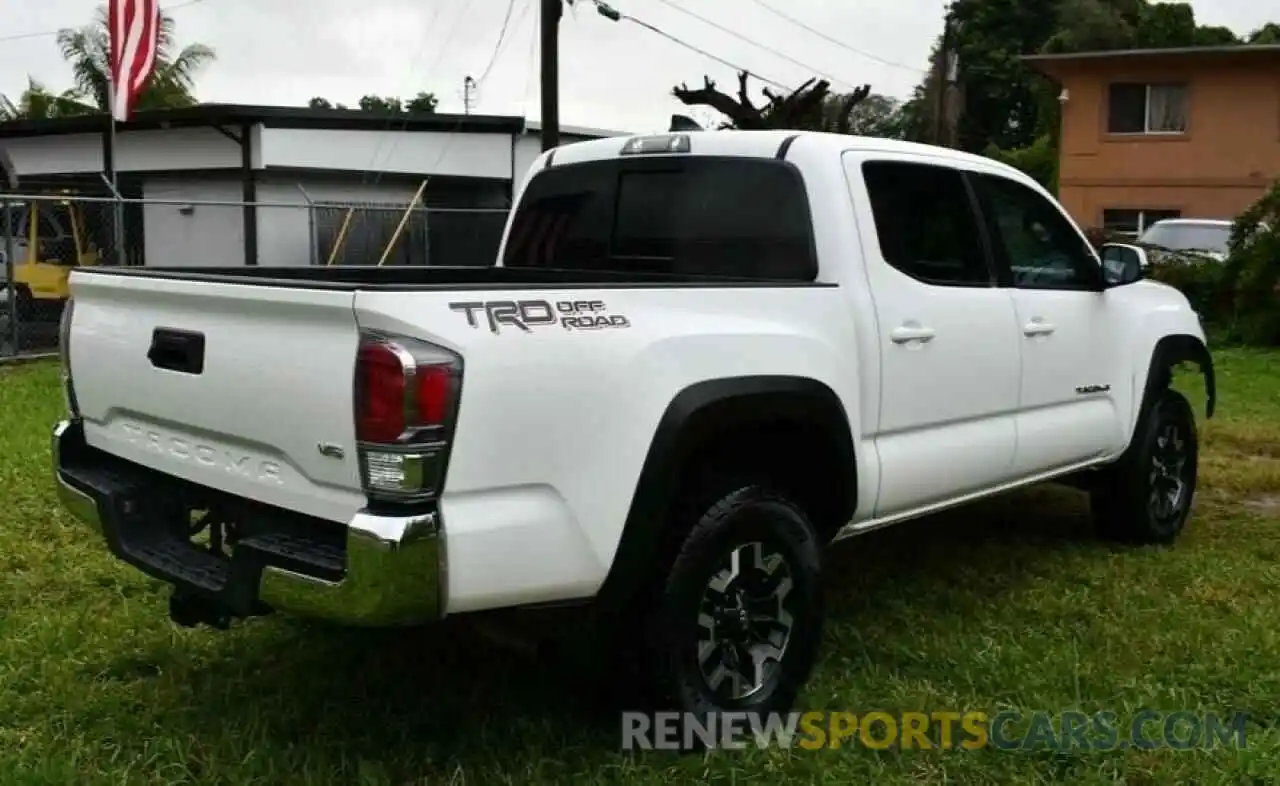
top-left (52, 419), bottom-right (445, 626)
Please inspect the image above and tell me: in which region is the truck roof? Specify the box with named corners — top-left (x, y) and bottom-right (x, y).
top-left (542, 128), bottom-right (1033, 187)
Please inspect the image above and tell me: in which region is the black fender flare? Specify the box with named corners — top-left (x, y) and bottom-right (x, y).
top-left (594, 375), bottom-right (856, 612)
top-left (1140, 334), bottom-right (1215, 422)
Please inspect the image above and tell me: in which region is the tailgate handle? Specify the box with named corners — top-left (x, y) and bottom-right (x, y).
top-left (148, 328), bottom-right (206, 375)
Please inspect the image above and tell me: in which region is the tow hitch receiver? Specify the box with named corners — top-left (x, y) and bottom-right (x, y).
top-left (169, 589), bottom-right (234, 630)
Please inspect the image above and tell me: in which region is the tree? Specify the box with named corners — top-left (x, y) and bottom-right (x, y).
top-left (1, 77), bottom-right (93, 121)
top-left (1247, 23), bottom-right (1280, 44)
top-left (307, 92), bottom-right (438, 114)
top-left (835, 93), bottom-right (909, 138)
top-left (895, 38), bottom-right (945, 143)
top-left (1193, 25), bottom-right (1241, 46)
top-left (981, 133), bottom-right (1059, 191)
top-left (920, 0), bottom-right (1246, 154)
top-left (55, 4), bottom-right (215, 113)
top-left (358, 95), bottom-right (404, 113)
top-left (1132, 2), bottom-right (1210, 48)
top-left (671, 70), bottom-right (871, 132)
top-left (1042, 0), bottom-right (1136, 54)
top-left (946, 0), bottom-right (1063, 152)
top-left (1, 5), bottom-right (213, 121)
top-left (404, 92), bottom-right (439, 113)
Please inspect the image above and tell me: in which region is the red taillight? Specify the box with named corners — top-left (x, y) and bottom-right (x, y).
top-left (354, 332), bottom-right (462, 504)
top-left (356, 342), bottom-right (407, 443)
top-left (414, 364), bottom-right (451, 426)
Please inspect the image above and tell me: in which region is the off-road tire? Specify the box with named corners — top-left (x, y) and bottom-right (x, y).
top-left (643, 484), bottom-right (825, 727)
top-left (1091, 388), bottom-right (1199, 544)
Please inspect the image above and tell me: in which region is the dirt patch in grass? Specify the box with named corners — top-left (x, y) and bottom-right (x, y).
top-left (1244, 494), bottom-right (1280, 516)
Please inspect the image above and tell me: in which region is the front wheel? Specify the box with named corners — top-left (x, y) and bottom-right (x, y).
top-left (646, 485), bottom-right (825, 723)
top-left (1092, 388), bottom-right (1199, 544)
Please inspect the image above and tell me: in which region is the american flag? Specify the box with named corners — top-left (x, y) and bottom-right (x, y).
top-left (108, 0), bottom-right (161, 122)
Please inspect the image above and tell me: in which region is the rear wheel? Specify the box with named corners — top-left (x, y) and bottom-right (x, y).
top-left (645, 485), bottom-right (825, 721)
top-left (1091, 388), bottom-right (1198, 544)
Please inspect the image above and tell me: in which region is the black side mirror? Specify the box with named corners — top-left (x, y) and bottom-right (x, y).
top-left (1100, 243), bottom-right (1146, 287)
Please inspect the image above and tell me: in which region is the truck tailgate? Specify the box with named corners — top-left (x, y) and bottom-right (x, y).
top-left (67, 271), bottom-right (365, 523)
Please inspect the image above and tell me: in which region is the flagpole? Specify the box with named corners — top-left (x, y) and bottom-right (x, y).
top-left (106, 68), bottom-right (125, 266)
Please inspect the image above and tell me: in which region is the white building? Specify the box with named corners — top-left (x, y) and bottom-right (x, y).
top-left (0, 104), bottom-right (628, 267)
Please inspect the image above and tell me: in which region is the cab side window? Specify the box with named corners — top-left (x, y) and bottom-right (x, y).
top-left (861, 160), bottom-right (993, 287)
top-left (972, 173), bottom-right (1101, 290)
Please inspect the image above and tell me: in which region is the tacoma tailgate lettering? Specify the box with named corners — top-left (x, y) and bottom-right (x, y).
top-left (121, 422), bottom-right (284, 486)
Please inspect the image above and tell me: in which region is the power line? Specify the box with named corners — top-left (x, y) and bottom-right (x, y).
top-left (354, 0), bottom-right (456, 182)
top-left (369, 0), bottom-right (531, 183)
top-left (587, 0), bottom-right (791, 91)
top-left (0, 0), bottom-right (214, 45)
top-left (744, 0), bottom-right (928, 75)
top-left (520, 1), bottom-right (538, 116)
top-left (366, 0), bottom-right (473, 179)
top-left (648, 0), bottom-right (865, 90)
top-left (476, 0), bottom-right (522, 86)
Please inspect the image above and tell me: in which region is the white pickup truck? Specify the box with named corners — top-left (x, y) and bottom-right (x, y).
top-left (53, 130), bottom-right (1215, 718)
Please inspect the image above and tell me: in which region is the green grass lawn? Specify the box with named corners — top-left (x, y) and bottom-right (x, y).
top-left (2, 352), bottom-right (1279, 785)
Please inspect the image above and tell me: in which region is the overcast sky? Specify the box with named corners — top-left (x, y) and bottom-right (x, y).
top-left (2, 0), bottom-right (1274, 133)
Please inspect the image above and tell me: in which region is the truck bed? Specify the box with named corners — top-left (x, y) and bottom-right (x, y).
top-left (76, 265), bottom-right (831, 291)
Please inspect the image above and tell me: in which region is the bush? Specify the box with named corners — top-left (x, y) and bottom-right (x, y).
top-left (1146, 258), bottom-right (1229, 325)
top-left (1220, 182), bottom-right (1280, 345)
top-left (1089, 183), bottom-right (1280, 346)
top-left (983, 134), bottom-right (1059, 194)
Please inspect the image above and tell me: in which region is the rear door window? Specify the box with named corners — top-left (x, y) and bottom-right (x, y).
top-left (860, 160), bottom-right (993, 286)
top-left (503, 157), bottom-right (817, 281)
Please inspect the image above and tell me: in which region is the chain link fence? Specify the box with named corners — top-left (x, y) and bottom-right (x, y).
top-left (0, 191), bottom-right (510, 361)
top-left (2, 193), bottom-right (128, 358)
top-left (309, 202), bottom-right (509, 268)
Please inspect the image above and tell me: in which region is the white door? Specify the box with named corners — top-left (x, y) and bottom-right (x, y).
top-left (968, 171), bottom-right (1125, 475)
top-left (844, 154), bottom-right (1022, 518)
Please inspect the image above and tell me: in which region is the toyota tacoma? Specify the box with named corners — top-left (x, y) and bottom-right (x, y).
top-left (52, 130), bottom-right (1215, 717)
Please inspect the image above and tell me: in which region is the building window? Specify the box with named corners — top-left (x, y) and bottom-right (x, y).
top-left (1102, 208), bottom-right (1182, 237)
top-left (1107, 83), bottom-right (1188, 134)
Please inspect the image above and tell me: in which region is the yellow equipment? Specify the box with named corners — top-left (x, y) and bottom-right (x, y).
top-left (4, 195), bottom-right (101, 319)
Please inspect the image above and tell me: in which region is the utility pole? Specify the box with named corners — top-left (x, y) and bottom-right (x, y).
top-left (463, 76), bottom-right (477, 115)
top-left (931, 19), bottom-right (950, 147)
top-left (539, 0), bottom-right (562, 151)
top-left (944, 28), bottom-right (961, 149)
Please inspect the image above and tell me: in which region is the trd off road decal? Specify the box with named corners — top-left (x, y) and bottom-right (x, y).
top-left (449, 299), bottom-right (631, 334)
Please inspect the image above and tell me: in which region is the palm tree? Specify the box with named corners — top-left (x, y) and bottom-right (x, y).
top-left (54, 3), bottom-right (215, 114)
top-left (0, 77), bottom-right (95, 121)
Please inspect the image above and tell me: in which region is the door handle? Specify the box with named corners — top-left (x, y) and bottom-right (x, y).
top-left (890, 324), bottom-right (936, 344)
top-left (1023, 319), bottom-right (1056, 337)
